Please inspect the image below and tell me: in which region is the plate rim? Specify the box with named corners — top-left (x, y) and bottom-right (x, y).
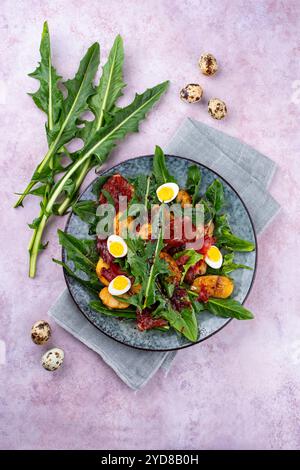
top-left (63, 153), bottom-right (258, 352)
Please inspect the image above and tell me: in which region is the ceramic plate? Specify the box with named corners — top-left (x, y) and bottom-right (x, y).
top-left (63, 155), bottom-right (257, 351)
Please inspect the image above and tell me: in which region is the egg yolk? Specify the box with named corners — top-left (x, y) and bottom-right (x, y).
top-left (207, 246), bottom-right (221, 261)
top-left (109, 241), bottom-right (124, 257)
top-left (111, 276), bottom-right (129, 291)
top-left (157, 186), bottom-right (174, 202)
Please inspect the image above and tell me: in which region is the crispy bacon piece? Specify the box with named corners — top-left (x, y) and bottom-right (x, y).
top-left (96, 238), bottom-right (127, 282)
top-left (196, 235), bottom-right (216, 255)
top-left (164, 216), bottom-right (197, 249)
top-left (137, 309), bottom-right (168, 331)
top-left (175, 254), bottom-right (190, 267)
top-left (185, 259), bottom-right (207, 284)
top-left (170, 288), bottom-right (191, 311)
top-left (97, 238), bottom-right (114, 264)
top-left (197, 286), bottom-right (210, 303)
top-left (99, 174), bottom-right (134, 211)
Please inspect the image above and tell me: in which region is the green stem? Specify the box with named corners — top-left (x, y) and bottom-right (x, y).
top-left (28, 213), bottom-right (48, 277)
top-left (14, 180), bottom-right (36, 208)
top-left (14, 143), bottom-right (55, 208)
top-left (57, 158), bottom-right (92, 215)
top-left (28, 150), bottom-right (93, 277)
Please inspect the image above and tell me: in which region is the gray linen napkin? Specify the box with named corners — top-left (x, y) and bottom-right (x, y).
top-left (48, 118), bottom-right (280, 390)
top-left (166, 118), bottom-right (279, 233)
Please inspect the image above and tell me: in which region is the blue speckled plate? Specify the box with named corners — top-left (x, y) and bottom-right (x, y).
top-left (63, 155), bottom-right (257, 351)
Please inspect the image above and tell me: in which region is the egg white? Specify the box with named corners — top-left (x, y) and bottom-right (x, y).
top-left (205, 246), bottom-right (223, 269)
top-left (156, 182), bottom-right (179, 203)
top-left (107, 234), bottom-right (128, 258)
top-left (108, 275), bottom-right (131, 296)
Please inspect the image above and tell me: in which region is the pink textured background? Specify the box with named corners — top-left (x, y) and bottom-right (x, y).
top-left (1, 0), bottom-right (300, 450)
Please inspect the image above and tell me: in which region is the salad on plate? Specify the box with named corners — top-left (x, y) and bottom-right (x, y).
top-left (57, 147), bottom-right (255, 343)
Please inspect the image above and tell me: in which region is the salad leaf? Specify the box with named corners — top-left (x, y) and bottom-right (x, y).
top-left (142, 227), bottom-right (168, 308)
top-left (90, 300), bottom-right (136, 318)
top-left (174, 249), bottom-right (203, 283)
top-left (206, 298), bottom-right (254, 320)
top-left (221, 253), bottom-right (252, 274)
top-left (57, 229), bottom-right (98, 279)
top-left (100, 189), bottom-right (115, 206)
top-left (28, 21), bottom-right (63, 143)
top-left (49, 42), bottom-right (100, 148)
top-left (128, 175), bottom-right (156, 208)
top-left (199, 198), bottom-right (215, 224)
top-left (58, 36), bottom-right (126, 214)
top-left (215, 214), bottom-right (255, 252)
top-left (162, 280), bottom-right (175, 298)
top-left (217, 230), bottom-right (255, 252)
top-left (84, 85), bottom-right (169, 163)
top-left (53, 258), bottom-right (102, 294)
top-left (88, 35), bottom-right (125, 136)
top-left (205, 179), bottom-right (224, 212)
top-left (190, 298), bottom-right (206, 314)
top-left (160, 304), bottom-right (198, 342)
top-left (125, 225), bottom-right (169, 309)
top-left (214, 213), bottom-right (231, 236)
top-left (72, 200), bottom-right (97, 224)
top-left (92, 175), bottom-right (110, 197)
top-left (186, 165), bottom-right (201, 206)
top-left (126, 237), bottom-right (148, 284)
top-left (15, 41), bottom-right (100, 208)
top-left (152, 145), bottom-right (177, 185)
top-left (29, 77), bottom-right (169, 275)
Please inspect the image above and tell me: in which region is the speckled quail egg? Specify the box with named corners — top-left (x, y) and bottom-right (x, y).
top-left (208, 98), bottom-right (227, 120)
top-left (180, 84), bottom-right (203, 103)
top-left (41, 348), bottom-right (64, 371)
top-left (199, 53), bottom-right (218, 76)
top-left (31, 320), bottom-right (51, 345)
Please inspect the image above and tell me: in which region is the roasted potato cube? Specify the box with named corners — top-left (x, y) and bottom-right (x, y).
top-left (176, 189), bottom-right (192, 208)
top-left (99, 287), bottom-right (130, 309)
top-left (96, 257), bottom-right (110, 286)
top-left (114, 212), bottom-right (134, 237)
top-left (160, 252), bottom-right (181, 284)
top-left (138, 223), bottom-right (152, 240)
top-left (204, 221), bottom-right (214, 237)
top-left (191, 275), bottom-right (234, 299)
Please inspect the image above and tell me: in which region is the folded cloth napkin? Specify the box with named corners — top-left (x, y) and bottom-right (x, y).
top-left (48, 118), bottom-right (280, 390)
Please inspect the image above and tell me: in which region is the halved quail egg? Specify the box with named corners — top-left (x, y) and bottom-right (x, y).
top-left (156, 182), bottom-right (179, 203)
top-left (107, 234), bottom-right (128, 258)
top-left (205, 245), bottom-right (223, 269)
top-left (108, 275), bottom-right (131, 296)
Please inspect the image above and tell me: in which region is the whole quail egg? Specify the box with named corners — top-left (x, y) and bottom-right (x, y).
top-left (208, 98), bottom-right (227, 120)
top-left (180, 84), bottom-right (203, 103)
top-left (41, 348), bottom-right (64, 371)
top-left (199, 53), bottom-right (218, 76)
top-left (31, 320), bottom-right (51, 345)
